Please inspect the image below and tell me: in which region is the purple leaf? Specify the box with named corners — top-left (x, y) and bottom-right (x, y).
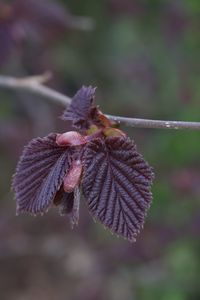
top-left (59, 187), bottom-right (80, 228)
top-left (82, 136), bottom-right (154, 241)
top-left (12, 133), bottom-right (73, 215)
top-left (61, 85), bottom-right (96, 129)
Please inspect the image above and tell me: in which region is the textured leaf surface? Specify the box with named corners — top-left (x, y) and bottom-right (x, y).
top-left (61, 85), bottom-right (96, 129)
top-left (82, 137), bottom-right (154, 241)
top-left (13, 133), bottom-right (72, 214)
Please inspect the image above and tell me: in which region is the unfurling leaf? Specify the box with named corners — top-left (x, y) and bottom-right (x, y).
top-left (82, 137), bottom-right (154, 242)
top-left (12, 133), bottom-right (73, 214)
top-left (59, 187), bottom-right (80, 228)
top-left (61, 86), bottom-right (116, 131)
top-left (61, 85), bottom-right (96, 129)
top-left (63, 160), bottom-right (82, 192)
top-left (56, 131), bottom-right (87, 146)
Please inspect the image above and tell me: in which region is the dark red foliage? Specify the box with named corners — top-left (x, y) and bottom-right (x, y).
top-left (13, 133), bottom-right (73, 214)
top-left (12, 86), bottom-right (154, 242)
top-left (62, 85), bottom-right (97, 129)
top-left (82, 137), bottom-right (153, 241)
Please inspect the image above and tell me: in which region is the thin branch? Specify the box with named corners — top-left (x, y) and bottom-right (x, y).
top-left (107, 115), bottom-right (200, 130)
top-left (0, 73), bottom-right (200, 130)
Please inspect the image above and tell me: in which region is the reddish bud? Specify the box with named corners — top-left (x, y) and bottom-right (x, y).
top-left (56, 131), bottom-right (87, 146)
top-left (63, 160), bottom-right (82, 192)
top-left (97, 110), bottom-right (112, 127)
top-left (86, 124), bottom-right (99, 135)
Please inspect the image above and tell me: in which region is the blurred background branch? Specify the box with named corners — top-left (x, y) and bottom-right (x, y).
top-left (0, 73), bottom-right (71, 106)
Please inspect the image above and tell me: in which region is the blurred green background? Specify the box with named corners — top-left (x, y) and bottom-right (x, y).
top-left (0, 0), bottom-right (200, 299)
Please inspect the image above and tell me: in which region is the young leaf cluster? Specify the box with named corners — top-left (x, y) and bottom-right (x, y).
top-left (13, 86), bottom-right (154, 242)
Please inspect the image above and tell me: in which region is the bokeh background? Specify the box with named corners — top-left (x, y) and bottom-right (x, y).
top-left (0, 0), bottom-right (200, 299)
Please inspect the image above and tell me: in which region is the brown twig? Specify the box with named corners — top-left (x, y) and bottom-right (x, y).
top-left (0, 73), bottom-right (200, 130)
